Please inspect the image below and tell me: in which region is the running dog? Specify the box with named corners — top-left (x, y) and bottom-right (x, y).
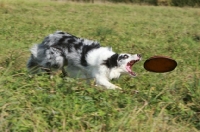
top-left (27, 31), bottom-right (141, 89)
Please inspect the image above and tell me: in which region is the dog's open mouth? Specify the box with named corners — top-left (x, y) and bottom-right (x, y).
top-left (126, 59), bottom-right (140, 77)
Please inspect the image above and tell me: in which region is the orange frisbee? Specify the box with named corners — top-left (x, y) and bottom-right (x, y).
top-left (144, 56), bottom-right (177, 73)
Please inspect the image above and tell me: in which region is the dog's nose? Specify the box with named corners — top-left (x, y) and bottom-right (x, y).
top-left (137, 54), bottom-right (142, 58)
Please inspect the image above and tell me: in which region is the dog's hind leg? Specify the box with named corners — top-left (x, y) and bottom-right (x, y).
top-left (61, 59), bottom-right (68, 77)
top-left (27, 54), bottom-right (40, 74)
top-left (62, 67), bottom-right (68, 77)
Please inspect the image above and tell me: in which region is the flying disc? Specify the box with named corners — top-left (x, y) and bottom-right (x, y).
top-left (144, 56), bottom-right (177, 73)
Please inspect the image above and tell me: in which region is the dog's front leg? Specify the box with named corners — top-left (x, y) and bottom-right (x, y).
top-left (95, 76), bottom-right (121, 90)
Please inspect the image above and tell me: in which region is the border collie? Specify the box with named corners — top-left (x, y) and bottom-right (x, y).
top-left (27, 31), bottom-right (141, 89)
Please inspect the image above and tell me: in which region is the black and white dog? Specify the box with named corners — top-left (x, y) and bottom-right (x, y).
top-left (27, 31), bottom-right (141, 89)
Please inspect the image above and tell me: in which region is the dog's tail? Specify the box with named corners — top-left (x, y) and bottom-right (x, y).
top-left (30, 44), bottom-right (38, 58)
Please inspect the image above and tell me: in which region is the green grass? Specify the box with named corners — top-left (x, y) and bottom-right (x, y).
top-left (0, 0), bottom-right (200, 131)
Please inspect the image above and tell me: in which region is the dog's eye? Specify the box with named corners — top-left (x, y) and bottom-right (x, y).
top-left (124, 54), bottom-right (129, 59)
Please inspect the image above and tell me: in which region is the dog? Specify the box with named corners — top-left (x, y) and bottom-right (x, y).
top-left (27, 31), bottom-right (141, 89)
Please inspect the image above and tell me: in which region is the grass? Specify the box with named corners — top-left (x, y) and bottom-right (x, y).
top-left (0, 0), bottom-right (200, 131)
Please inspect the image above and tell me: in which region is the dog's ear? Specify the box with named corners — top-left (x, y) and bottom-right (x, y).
top-left (103, 53), bottom-right (119, 68)
top-left (30, 44), bottom-right (38, 58)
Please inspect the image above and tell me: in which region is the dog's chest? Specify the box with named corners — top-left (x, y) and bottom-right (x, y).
top-left (109, 69), bottom-right (121, 79)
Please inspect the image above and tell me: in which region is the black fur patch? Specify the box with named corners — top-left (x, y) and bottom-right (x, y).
top-left (80, 43), bottom-right (100, 66)
top-left (103, 53), bottom-right (119, 68)
top-left (57, 31), bottom-right (65, 34)
top-left (56, 36), bottom-right (73, 52)
top-left (54, 34), bottom-right (82, 52)
top-left (74, 42), bottom-right (83, 50)
top-left (118, 54), bottom-right (129, 61)
top-left (67, 38), bottom-right (76, 44)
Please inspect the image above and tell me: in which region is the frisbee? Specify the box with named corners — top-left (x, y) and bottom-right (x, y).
top-left (144, 56), bottom-right (177, 73)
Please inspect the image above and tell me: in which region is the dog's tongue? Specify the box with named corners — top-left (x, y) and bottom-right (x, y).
top-left (126, 65), bottom-right (136, 77)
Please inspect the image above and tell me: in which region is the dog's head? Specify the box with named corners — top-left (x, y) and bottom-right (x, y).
top-left (30, 44), bottom-right (65, 71)
top-left (117, 53), bottom-right (141, 76)
top-left (104, 53), bottom-right (141, 77)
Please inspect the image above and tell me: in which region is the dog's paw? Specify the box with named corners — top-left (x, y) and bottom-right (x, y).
top-left (95, 84), bottom-right (122, 90)
top-left (114, 86), bottom-right (122, 90)
top-left (107, 85), bottom-right (122, 90)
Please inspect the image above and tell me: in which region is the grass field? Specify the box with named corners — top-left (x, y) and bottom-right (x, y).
top-left (0, 0), bottom-right (200, 131)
